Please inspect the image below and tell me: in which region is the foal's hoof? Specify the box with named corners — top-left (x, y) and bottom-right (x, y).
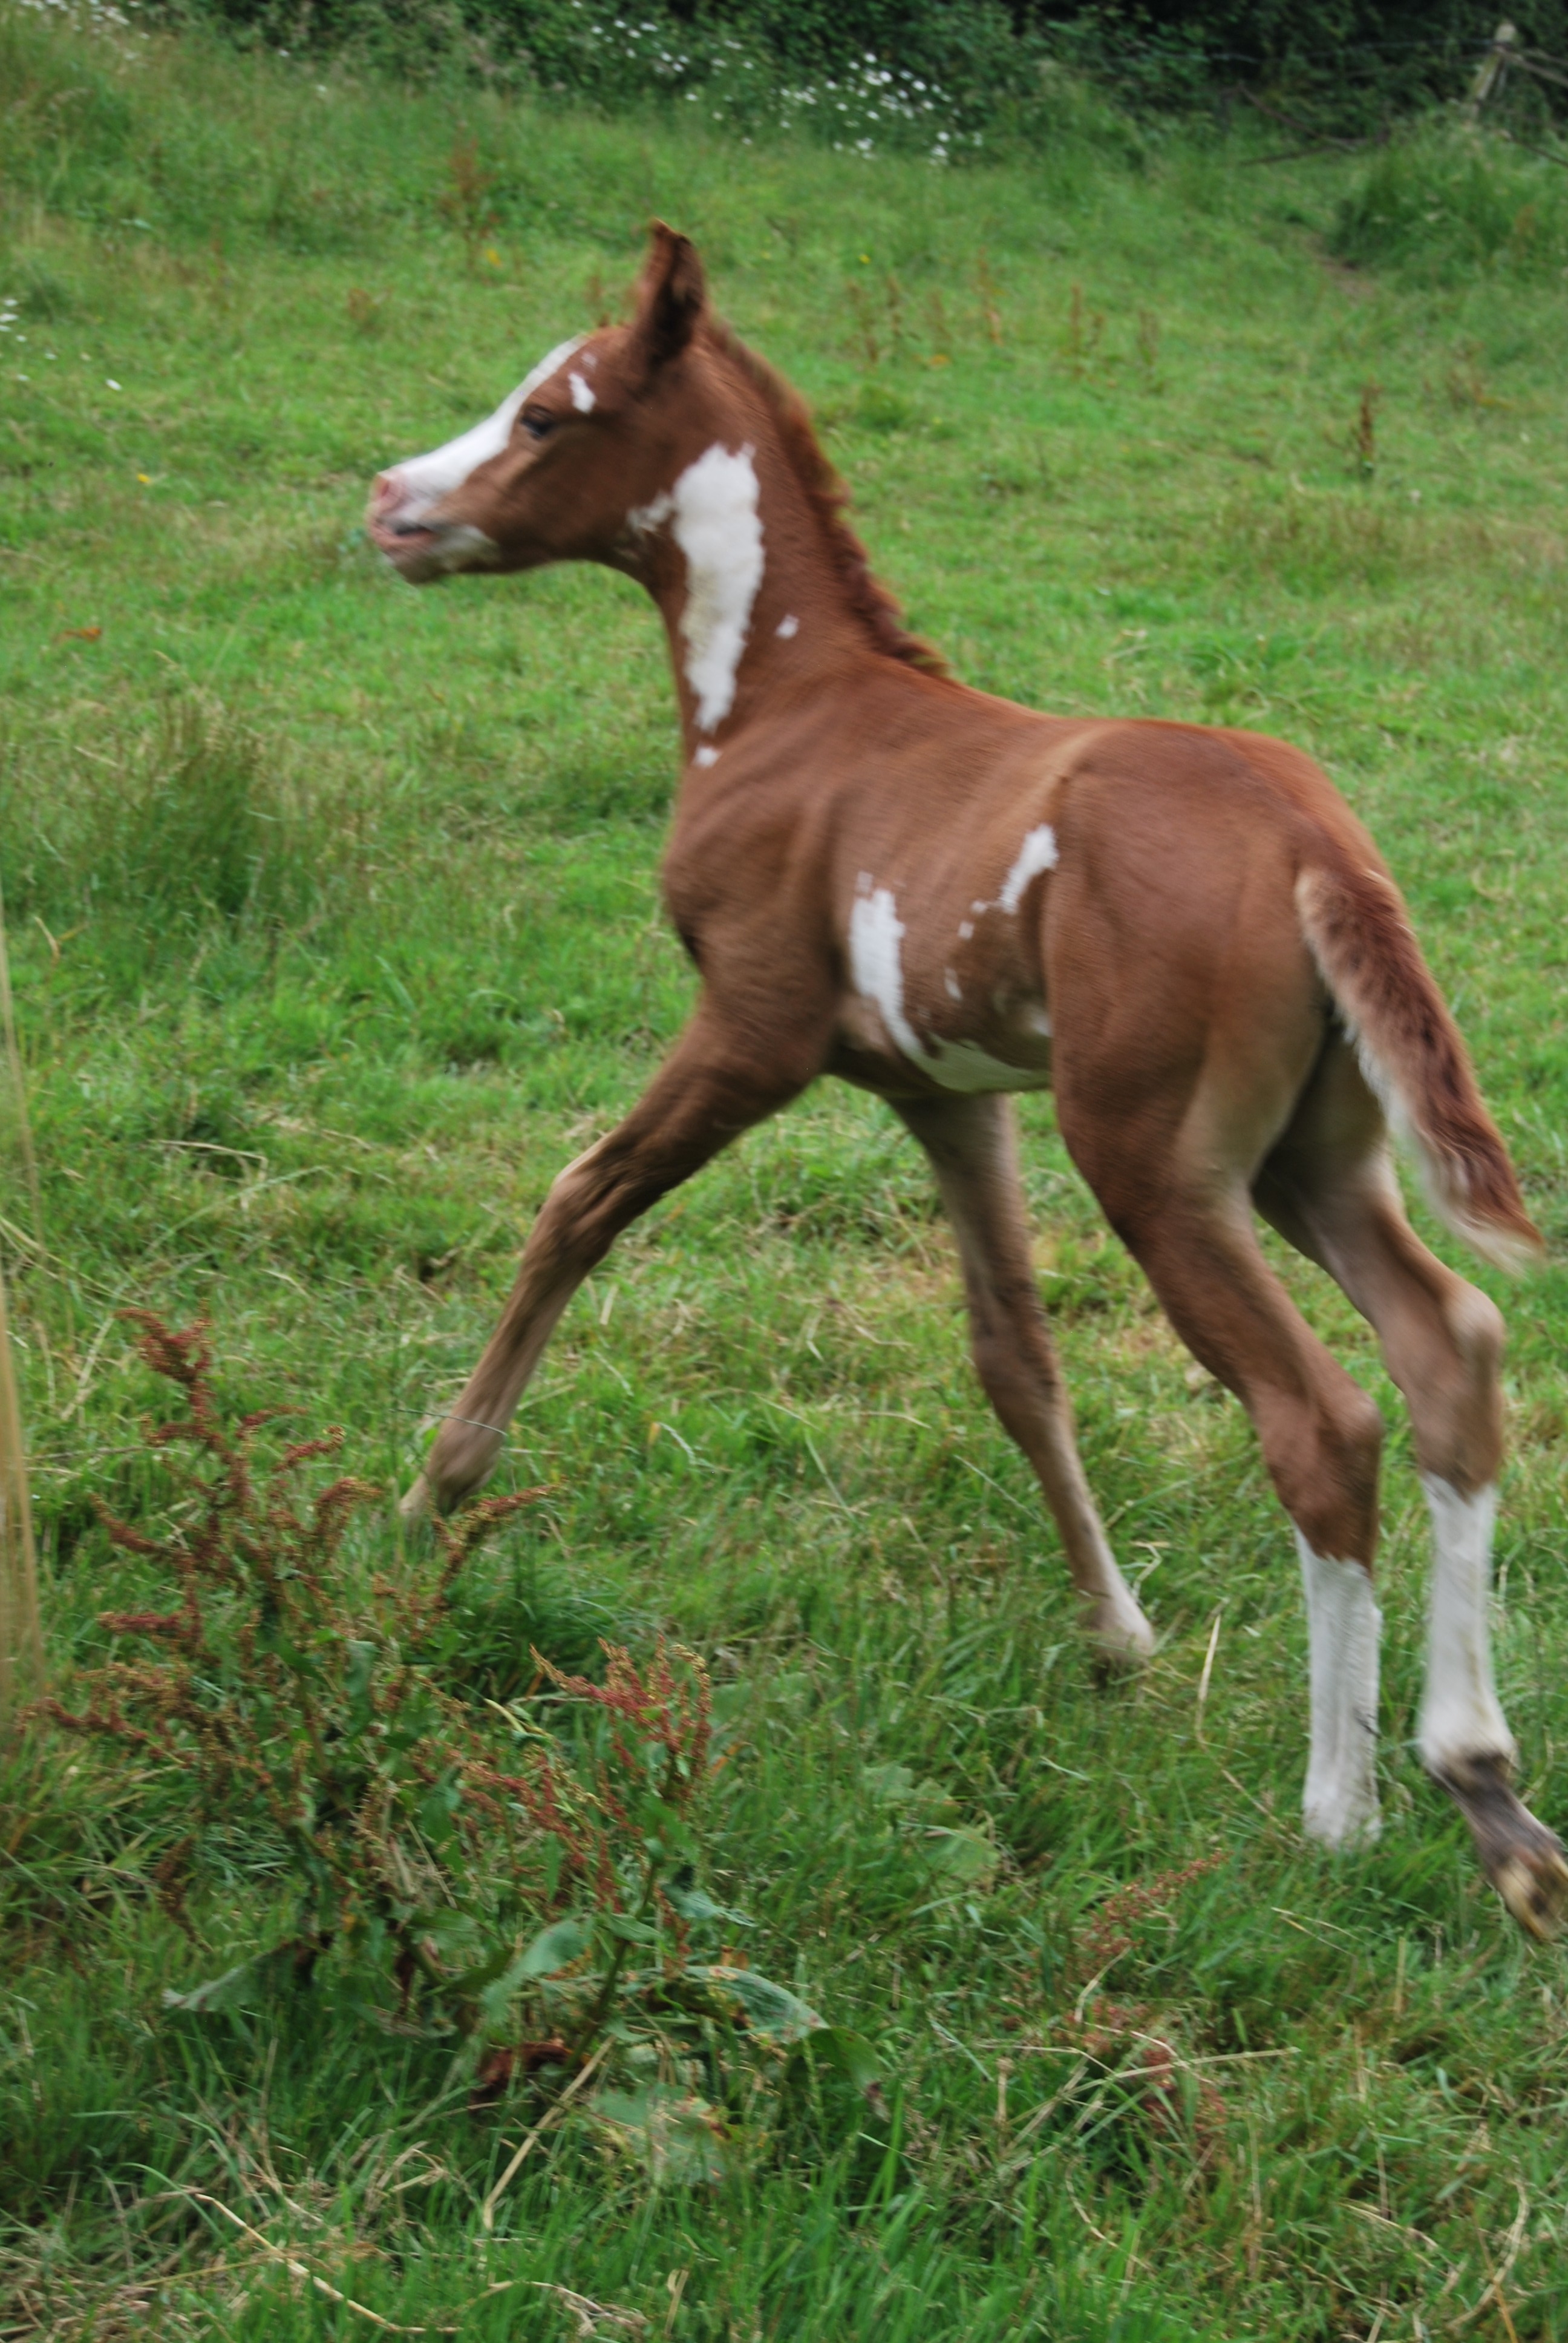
top-left (1085, 1593), bottom-right (1157, 1669)
top-left (1437, 1756), bottom-right (1568, 1943)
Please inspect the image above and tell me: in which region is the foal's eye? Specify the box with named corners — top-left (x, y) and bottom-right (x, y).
top-left (521, 407), bottom-right (555, 442)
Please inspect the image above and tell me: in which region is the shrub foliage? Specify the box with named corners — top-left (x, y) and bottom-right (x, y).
top-left (33, 1315), bottom-right (878, 2166)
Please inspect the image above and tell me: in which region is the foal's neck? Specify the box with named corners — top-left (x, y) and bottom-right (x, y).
top-left (627, 344), bottom-right (892, 767)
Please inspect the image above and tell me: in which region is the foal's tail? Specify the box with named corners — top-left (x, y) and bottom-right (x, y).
top-left (1296, 859), bottom-right (1543, 1273)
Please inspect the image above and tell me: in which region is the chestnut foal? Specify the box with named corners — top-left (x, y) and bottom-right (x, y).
top-left (370, 225), bottom-right (1564, 1938)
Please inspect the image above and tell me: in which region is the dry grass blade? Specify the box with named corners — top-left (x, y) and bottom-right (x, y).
top-left (536, 2282), bottom-right (649, 2339)
top-left (0, 876), bottom-right (42, 1720)
top-left (0, 1247), bottom-right (42, 1719)
top-left (176, 2192), bottom-right (529, 2334)
top-left (479, 2043), bottom-right (610, 2233)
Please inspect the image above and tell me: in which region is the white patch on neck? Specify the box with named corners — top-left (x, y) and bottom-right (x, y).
top-left (665, 442), bottom-right (765, 733)
top-left (848, 880), bottom-right (1049, 1095)
top-left (390, 335), bottom-right (585, 523)
top-left (1419, 1478), bottom-right (1515, 1777)
top-left (1296, 1534), bottom-right (1381, 1847)
top-left (777, 612), bottom-right (799, 639)
top-left (568, 370), bottom-right (595, 413)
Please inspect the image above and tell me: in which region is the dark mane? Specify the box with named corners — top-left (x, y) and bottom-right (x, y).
top-left (702, 318), bottom-right (949, 678)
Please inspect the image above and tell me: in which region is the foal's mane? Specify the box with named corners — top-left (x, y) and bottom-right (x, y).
top-left (701, 318), bottom-right (949, 678)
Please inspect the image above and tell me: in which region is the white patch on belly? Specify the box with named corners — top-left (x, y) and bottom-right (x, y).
top-left (694, 745), bottom-right (719, 768)
top-left (998, 824), bottom-right (1059, 912)
top-left (944, 969), bottom-right (962, 1001)
top-left (958, 920), bottom-right (974, 941)
top-left (1296, 1535), bottom-right (1381, 1846)
top-left (391, 336), bottom-right (585, 522)
top-left (668, 442), bottom-right (765, 732)
top-left (777, 612), bottom-right (799, 638)
top-left (568, 370), bottom-right (595, 412)
top-left (849, 882), bottom-right (1050, 1094)
top-left (1418, 1478), bottom-right (1515, 1777)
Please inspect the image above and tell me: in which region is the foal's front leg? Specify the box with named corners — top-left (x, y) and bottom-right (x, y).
top-left (407, 1007), bottom-right (808, 1516)
top-left (893, 1092), bottom-right (1155, 1662)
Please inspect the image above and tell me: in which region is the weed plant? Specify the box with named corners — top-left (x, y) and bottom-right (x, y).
top-left (4, 0), bottom-right (1568, 2336)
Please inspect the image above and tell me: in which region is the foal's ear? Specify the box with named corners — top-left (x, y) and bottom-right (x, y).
top-left (631, 221), bottom-right (707, 371)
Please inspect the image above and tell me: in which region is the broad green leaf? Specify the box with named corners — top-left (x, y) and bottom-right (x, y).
top-left (919, 1824), bottom-right (998, 1887)
top-left (589, 2085), bottom-right (735, 2187)
top-left (689, 1963), bottom-right (823, 2042)
top-left (517, 1913), bottom-right (595, 1978)
top-left (787, 2024), bottom-right (886, 2106)
top-left (600, 1910), bottom-right (659, 1947)
top-left (663, 1881), bottom-right (754, 1928)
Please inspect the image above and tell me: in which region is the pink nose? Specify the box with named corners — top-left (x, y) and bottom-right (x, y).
top-left (370, 468), bottom-right (408, 521)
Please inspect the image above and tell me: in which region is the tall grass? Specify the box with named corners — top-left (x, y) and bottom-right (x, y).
top-left (1331, 119), bottom-right (1568, 282)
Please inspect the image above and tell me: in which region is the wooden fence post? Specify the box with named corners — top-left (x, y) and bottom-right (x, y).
top-left (1466, 21), bottom-right (1518, 119)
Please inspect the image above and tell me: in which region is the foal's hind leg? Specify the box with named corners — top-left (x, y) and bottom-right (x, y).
top-left (1256, 1040), bottom-right (1567, 1939)
top-left (407, 1005), bottom-right (810, 1518)
top-left (893, 1093), bottom-right (1154, 1662)
top-left (1065, 1095), bottom-right (1388, 1843)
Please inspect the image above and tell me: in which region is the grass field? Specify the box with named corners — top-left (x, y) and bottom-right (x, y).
top-left (5, 6), bottom-right (1568, 2336)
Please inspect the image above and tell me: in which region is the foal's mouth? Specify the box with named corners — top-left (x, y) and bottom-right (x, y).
top-left (367, 514), bottom-right (435, 560)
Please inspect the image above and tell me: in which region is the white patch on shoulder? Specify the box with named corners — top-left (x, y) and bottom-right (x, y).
top-left (1419, 1478), bottom-right (1515, 1777)
top-left (998, 824), bottom-right (1059, 913)
top-left (669, 442), bottom-right (765, 732)
top-left (957, 920), bottom-right (975, 942)
top-left (568, 370), bottom-right (595, 413)
top-left (850, 885), bottom-right (922, 1063)
top-left (389, 335), bottom-right (585, 523)
top-left (944, 968), bottom-right (962, 1002)
top-left (1296, 1535), bottom-right (1381, 1847)
top-left (694, 745), bottom-right (719, 768)
top-left (777, 612), bottom-right (799, 639)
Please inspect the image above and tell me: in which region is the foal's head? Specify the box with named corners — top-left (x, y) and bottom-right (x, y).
top-left (368, 224), bottom-right (714, 584)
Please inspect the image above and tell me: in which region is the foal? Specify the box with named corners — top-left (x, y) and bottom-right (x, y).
top-left (370, 225), bottom-right (1564, 1938)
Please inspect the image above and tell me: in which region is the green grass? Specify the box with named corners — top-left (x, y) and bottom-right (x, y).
top-left (5, 7), bottom-right (1568, 2336)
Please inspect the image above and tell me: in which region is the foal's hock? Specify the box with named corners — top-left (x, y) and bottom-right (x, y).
top-left (370, 224), bottom-right (1564, 1939)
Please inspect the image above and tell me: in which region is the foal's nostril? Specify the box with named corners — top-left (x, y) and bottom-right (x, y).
top-left (370, 469), bottom-right (408, 522)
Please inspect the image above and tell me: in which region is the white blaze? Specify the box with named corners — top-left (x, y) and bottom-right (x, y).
top-left (1296, 1535), bottom-right (1381, 1847)
top-left (389, 335), bottom-right (586, 523)
top-left (1419, 1478), bottom-right (1515, 1777)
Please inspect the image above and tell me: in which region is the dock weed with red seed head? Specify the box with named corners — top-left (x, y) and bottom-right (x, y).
top-left (29, 1317), bottom-right (838, 2117)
